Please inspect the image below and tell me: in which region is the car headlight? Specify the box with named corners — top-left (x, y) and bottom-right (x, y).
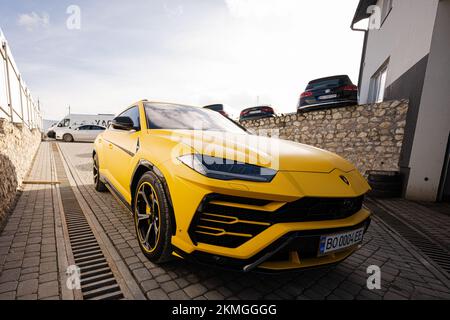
top-left (178, 154), bottom-right (277, 182)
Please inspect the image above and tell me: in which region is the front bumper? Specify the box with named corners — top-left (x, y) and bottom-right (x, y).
top-left (160, 160), bottom-right (371, 271)
top-left (173, 209), bottom-right (371, 271)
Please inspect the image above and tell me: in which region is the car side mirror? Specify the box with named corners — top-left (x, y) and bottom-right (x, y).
top-left (111, 116), bottom-right (134, 130)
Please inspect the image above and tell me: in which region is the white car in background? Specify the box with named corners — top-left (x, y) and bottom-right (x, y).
top-left (56, 125), bottom-right (106, 142)
top-left (47, 113), bottom-right (115, 138)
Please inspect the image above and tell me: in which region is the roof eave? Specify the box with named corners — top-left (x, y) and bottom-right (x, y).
top-left (351, 0), bottom-right (378, 27)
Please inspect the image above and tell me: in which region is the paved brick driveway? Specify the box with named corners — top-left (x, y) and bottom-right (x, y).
top-left (1, 142), bottom-right (450, 300)
top-left (0, 143), bottom-right (61, 299)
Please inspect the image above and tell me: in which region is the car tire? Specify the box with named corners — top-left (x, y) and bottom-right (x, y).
top-left (133, 171), bottom-right (173, 263)
top-left (63, 133), bottom-right (74, 142)
top-left (93, 154), bottom-right (107, 192)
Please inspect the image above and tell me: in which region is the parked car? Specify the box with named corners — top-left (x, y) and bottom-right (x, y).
top-left (56, 125), bottom-right (106, 142)
top-left (47, 113), bottom-right (114, 138)
top-left (297, 75), bottom-right (358, 112)
top-left (93, 100), bottom-right (371, 271)
top-left (239, 106), bottom-right (275, 122)
top-left (203, 104), bottom-right (229, 118)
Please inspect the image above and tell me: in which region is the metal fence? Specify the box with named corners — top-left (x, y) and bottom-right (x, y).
top-left (0, 29), bottom-right (42, 131)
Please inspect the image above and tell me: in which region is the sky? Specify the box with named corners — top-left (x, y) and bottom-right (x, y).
top-left (0, 0), bottom-right (364, 120)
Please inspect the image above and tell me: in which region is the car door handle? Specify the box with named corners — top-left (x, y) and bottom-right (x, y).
top-left (108, 143), bottom-right (113, 149)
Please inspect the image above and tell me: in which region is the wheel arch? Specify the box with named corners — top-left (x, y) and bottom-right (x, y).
top-left (130, 160), bottom-right (177, 235)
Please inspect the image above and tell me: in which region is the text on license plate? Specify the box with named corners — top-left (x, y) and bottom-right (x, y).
top-left (319, 227), bottom-right (364, 255)
top-left (249, 110), bottom-right (261, 114)
top-left (318, 94), bottom-right (337, 100)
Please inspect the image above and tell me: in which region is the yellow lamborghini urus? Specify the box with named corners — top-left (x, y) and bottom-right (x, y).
top-left (93, 100), bottom-right (371, 272)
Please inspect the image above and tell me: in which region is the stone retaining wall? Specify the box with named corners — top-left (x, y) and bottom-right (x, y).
top-left (241, 100), bottom-right (409, 175)
top-left (0, 119), bottom-right (41, 224)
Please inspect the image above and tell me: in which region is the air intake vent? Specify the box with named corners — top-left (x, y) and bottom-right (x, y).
top-left (189, 194), bottom-right (364, 248)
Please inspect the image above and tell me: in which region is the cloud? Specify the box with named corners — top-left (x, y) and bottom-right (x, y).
top-left (164, 3), bottom-right (184, 18)
top-left (224, 0), bottom-right (299, 19)
top-left (9, 0), bottom-right (363, 120)
top-left (17, 12), bottom-right (50, 31)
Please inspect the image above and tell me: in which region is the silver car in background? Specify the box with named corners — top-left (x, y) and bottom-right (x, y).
top-left (56, 125), bottom-right (106, 142)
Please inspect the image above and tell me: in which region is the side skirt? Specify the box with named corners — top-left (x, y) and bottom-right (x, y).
top-left (101, 175), bottom-right (133, 216)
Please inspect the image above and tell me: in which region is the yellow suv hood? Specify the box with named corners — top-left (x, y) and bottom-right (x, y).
top-left (150, 130), bottom-right (356, 173)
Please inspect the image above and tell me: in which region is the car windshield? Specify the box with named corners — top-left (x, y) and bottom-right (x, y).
top-left (144, 103), bottom-right (247, 134)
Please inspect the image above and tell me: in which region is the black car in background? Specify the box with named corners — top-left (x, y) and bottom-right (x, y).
top-left (239, 106), bottom-right (275, 122)
top-left (297, 75), bottom-right (358, 112)
top-left (203, 104), bottom-right (229, 118)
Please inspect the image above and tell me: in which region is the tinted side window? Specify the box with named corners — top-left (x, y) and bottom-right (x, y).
top-left (118, 106), bottom-right (140, 130)
top-left (92, 126), bottom-right (104, 130)
top-left (78, 125), bottom-right (89, 130)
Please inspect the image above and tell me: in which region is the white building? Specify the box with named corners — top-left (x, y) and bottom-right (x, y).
top-left (351, 0), bottom-right (450, 202)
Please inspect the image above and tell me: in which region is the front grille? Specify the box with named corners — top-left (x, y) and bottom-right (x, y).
top-left (276, 196), bottom-right (364, 221)
top-left (189, 194), bottom-right (364, 248)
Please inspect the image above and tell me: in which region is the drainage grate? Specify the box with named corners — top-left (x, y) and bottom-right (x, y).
top-left (366, 198), bottom-right (450, 277)
top-left (52, 143), bottom-right (124, 300)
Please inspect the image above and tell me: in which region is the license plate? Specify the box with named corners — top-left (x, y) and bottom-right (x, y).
top-left (249, 110), bottom-right (261, 114)
top-left (319, 227), bottom-right (364, 255)
top-left (318, 94), bottom-right (337, 100)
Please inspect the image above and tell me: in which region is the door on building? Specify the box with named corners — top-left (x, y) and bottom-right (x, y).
top-left (439, 133), bottom-right (450, 202)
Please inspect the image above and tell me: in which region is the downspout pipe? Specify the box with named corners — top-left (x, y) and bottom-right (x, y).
top-left (351, 22), bottom-right (368, 103)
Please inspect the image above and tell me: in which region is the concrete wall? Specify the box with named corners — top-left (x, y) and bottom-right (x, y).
top-left (241, 100), bottom-right (408, 176)
top-left (406, 0), bottom-right (450, 201)
top-left (359, 0), bottom-right (438, 104)
top-left (0, 119), bottom-right (41, 224)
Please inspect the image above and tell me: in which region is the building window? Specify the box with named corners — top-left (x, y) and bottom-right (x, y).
top-left (369, 64), bottom-right (388, 103)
